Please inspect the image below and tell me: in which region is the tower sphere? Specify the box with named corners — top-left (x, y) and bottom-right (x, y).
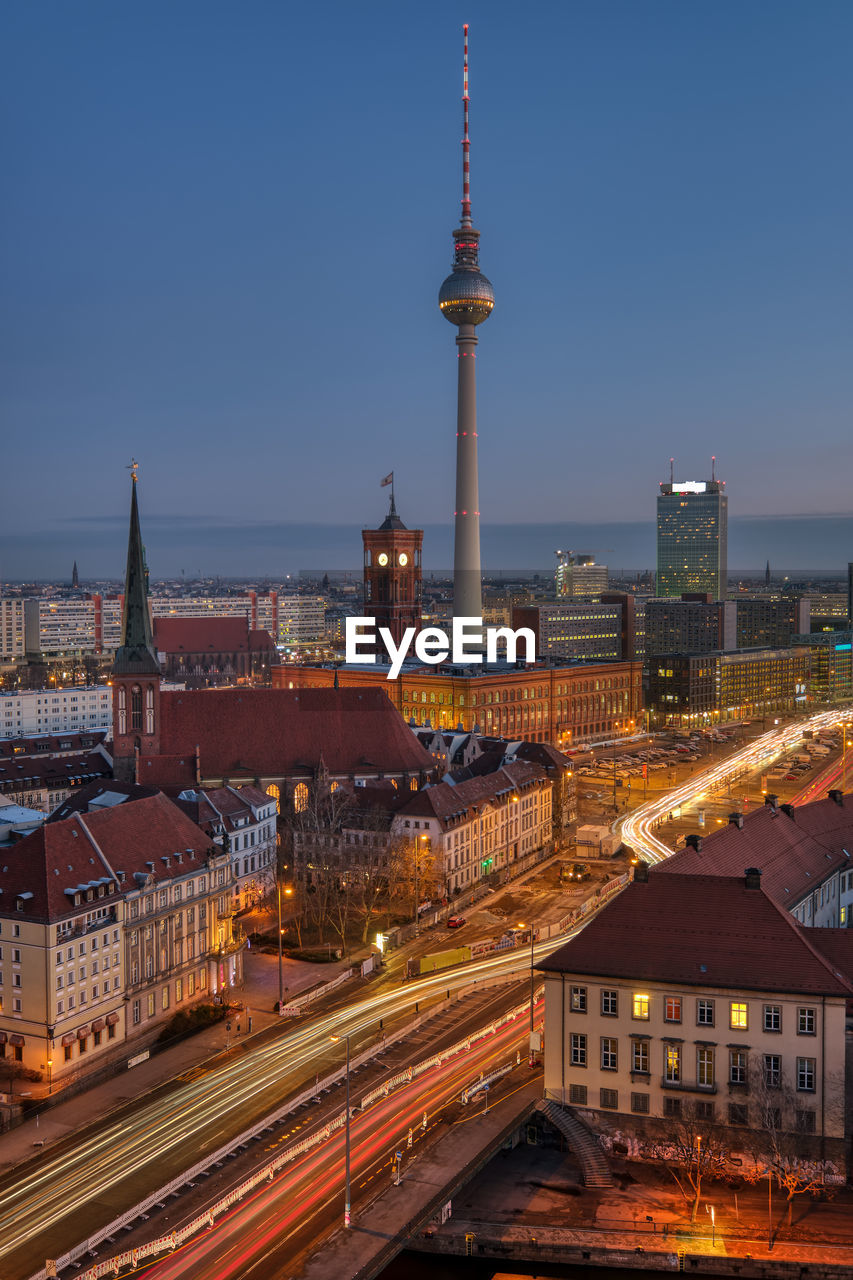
top-left (438, 269), bottom-right (495, 326)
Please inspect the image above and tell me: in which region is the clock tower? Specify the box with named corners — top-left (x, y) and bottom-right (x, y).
top-left (362, 493), bottom-right (423, 647)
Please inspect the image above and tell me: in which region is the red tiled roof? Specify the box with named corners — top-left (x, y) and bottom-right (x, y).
top-left (0, 731), bottom-right (107, 760)
top-left (656, 794), bottom-right (853, 908)
top-left (808, 929), bottom-right (853, 988)
top-left (398, 761), bottom-right (546, 828)
top-left (153, 616), bottom-right (252, 653)
top-left (156, 687), bottom-right (434, 782)
top-left (0, 793), bottom-right (215, 921)
top-left (538, 873), bottom-right (853, 997)
top-left (0, 751), bottom-right (111, 792)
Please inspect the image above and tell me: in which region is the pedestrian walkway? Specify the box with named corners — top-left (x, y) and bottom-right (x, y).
top-left (0, 949), bottom-right (350, 1172)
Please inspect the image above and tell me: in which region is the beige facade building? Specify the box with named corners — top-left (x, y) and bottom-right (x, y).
top-left (540, 867), bottom-right (852, 1170)
top-left (0, 792), bottom-right (242, 1091)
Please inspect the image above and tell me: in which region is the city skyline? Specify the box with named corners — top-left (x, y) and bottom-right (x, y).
top-left (2, 0), bottom-right (853, 580)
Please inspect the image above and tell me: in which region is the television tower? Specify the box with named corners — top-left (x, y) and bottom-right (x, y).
top-left (439, 24), bottom-right (495, 621)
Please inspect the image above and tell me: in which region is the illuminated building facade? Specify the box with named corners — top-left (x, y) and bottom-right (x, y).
top-left (656, 471), bottom-right (728, 599)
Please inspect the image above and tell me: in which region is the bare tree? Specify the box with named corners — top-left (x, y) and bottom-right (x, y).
top-left (650, 1102), bottom-right (737, 1221)
top-left (740, 1054), bottom-right (839, 1227)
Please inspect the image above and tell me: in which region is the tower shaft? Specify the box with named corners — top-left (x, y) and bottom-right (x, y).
top-left (453, 325), bottom-right (482, 618)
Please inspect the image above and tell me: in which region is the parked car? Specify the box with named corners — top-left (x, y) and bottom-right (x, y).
top-left (446, 916), bottom-right (467, 929)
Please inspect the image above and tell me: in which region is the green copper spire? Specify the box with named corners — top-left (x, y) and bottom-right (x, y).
top-left (114, 465), bottom-right (160, 676)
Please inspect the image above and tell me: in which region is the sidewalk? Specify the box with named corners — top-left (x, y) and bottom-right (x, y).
top-left (0, 949), bottom-right (351, 1172)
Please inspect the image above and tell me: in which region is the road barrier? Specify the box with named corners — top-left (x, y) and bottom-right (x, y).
top-left (27, 993), bottom-right (534, 1280)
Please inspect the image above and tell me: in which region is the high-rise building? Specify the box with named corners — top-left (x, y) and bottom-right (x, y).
top-left (555, 551), bottom-right (608, 599)
top-left (362, 490), bottom-right (423, 646)
top-left (656, 462), bottom-right (728, 598)
top-left (438, 26), bottom-right (495, 620)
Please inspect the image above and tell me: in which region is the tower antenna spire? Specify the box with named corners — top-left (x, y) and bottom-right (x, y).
top-left (670, 457), bottom-right (674, 485)
top-left (711, 454), bottom-right (716, 483)
top-left (461, 24), bottom-right (471, 227)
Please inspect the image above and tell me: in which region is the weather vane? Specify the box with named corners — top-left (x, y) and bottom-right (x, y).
top-left (127, 458), bottom-right (139, 483)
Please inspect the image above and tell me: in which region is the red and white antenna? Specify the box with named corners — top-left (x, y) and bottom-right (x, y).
top-left (461, 24), bottom-right (472, 227)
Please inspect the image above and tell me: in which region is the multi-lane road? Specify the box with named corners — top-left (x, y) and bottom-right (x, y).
top-left (621, 707), bottom-right (852, 863)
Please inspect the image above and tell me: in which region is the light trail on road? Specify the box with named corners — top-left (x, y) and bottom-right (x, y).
top-left (2, 938), bottom-right (549, 1277)
top-left (621, 708), bottom-right (852, 864)
top-left (135, 1013), bottom-right (531, 1280)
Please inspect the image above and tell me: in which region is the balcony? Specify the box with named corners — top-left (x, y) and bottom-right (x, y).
top-left (660, 1077), bottom-right (718, 1095)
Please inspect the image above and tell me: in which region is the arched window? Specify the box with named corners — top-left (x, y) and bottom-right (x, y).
top-left (131, 685), bottom-right (142, 732)
top-left (118, 685), bottom-right (127, 735)
top-left (410, 777), bottom-right (418, 791)
top-left (265, 783), bottom-right (281, 814)
top-left (293, 782), bottom-right (309, 813)
top-left (145, 685), bottom-right (155, 735)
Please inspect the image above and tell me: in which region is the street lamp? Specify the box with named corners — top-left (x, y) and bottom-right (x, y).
top-left (330, 1032), bottom-right (352, 1228)
top-left (518, 921), bottom-right (536, 1064)
top-left (414, 834), bottom-right (427, 937)
top-left (276, 879), bottom-right (293, 1012)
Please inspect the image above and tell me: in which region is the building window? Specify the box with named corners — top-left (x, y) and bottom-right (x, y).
top-left (162, 986), bottom-right (169, 1011)
top-left (569, 1083), bottom-right (587, 1105)
top-left (631, 1092), bottom-right (649, 1114)
top-left (631, 1040), bottom-right (649, 1074)
top-left (176, 978), bottom-right (183, 1003)
top-left (797, 1007), bottom-right (816, 1036)
top-left (728, 1102), bottom-right (749, 1126)
top-left (796, 1110), bottom-right (816, 1134)
top-left (600, 1088), bottom-right (618, 1110)
top-left (696, 998), bottom-right (715, 1027)
top-left (664, 996), bottom-right (682, 1023)
top-left (763, 1054), bottom-right (782, 1089)
top-left (664, 1044), bottom-right (681, 1083)
top-left (601, 989), bottom-right (618, 1017)
top-left (570, 1033), bottom-right (587, 1067)
top-left (632, 993), bottom-right (650, 1021)
top-left (763, 1005), bottom-right (782, 1033)
top-left (697, 1047), bottom-right (715, 1088)
top-left (570, 986), bottom-right (587, 1013)
top-left (147, 993), bottom-right (155, 1018)
top-left (729, 1001), bottom-right (748, 1030)
top-left (796, 1058), bottom-right (816, 1092)
top-left (601, 1037), bottom-right (618, 1071)
top-left (131, 685), bottom-right (142, 732)
top-left (695, 1100), bottom-right (715, 1122)
top-left (663, 1096), bottom-right (681, 1118)
top-left (729, 1049), bottom-right (747, 1084)
top-left (293, 782), bottom-right (309, 813)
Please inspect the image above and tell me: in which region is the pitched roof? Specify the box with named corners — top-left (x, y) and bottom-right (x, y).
top-left (656, 793), bottom-right (853, 908)
top-left (538, 872), bottom-right (853, 997)
top-left (155, 687), bottom-right (434, 781)
top-left (0, 793), bottom-right (214, 921)
top-left (398, 761), bottom-right (546, 829)
top-left (153, 616), bottom-right (253, 653)
top-left (49, 779), bottom-right (159, 822)
top-left (0, 731), bottom-right (107, 760)
top-left (0, 751), bottom-right (111, 794)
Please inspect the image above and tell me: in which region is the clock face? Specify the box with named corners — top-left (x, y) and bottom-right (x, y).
top-left (377, 553), bottom-right (389, 567)
top-left (398, 553), bottom-right (408, 566)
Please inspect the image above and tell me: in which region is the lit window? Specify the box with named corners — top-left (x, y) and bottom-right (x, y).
top-left (664, 996), bottom-right (682, 1023)
top-left (730, 1001), bottom-right (748, 1030)
top-left (664, 1044), bottom-right (681, 1083)
top-left (632, 993), bottom-right (650, 1020)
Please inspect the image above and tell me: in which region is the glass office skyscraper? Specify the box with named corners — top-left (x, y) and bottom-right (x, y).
top-left (656, 477), bottom-right (728, 598)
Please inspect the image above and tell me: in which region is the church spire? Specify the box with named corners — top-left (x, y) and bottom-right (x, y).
top-left (114, 463), bottom-right (159, 676)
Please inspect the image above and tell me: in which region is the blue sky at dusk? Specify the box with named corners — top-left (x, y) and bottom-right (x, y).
top-left (2, 1), bottom-right (852, 578)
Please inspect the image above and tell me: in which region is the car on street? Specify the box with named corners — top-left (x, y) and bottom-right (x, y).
top-left (446, 915), bottom-right (467, 929)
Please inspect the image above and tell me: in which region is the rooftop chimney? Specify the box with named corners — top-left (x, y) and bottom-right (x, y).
top-left (744, 867), bottom-right (762, 890)
top-left (728, 812), bottom-right (744, 829)
top-left (780, 803), bottom-right (795, 820)
top-left (764, 794), bottom-right (778, 809)
top-left (633, 861), bottom-right (649, 883)
top-left (828, 789), bottom-right (844, 807)
top-left (685, 833), bottom-right (703, 852)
